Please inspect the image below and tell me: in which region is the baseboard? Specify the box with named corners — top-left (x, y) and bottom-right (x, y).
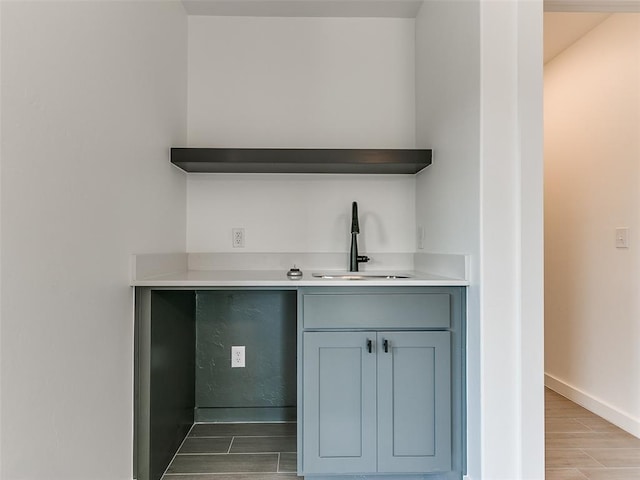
top-left (305, 475), bottom-right (459, 480)
top-left (545, 373), bottom-right (640, 438)
top-left (195, 406), bottom-right (296, 423)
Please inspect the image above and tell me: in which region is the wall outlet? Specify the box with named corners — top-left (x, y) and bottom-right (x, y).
top-left (231, 346), bottom-right (245, 368)
top-left (232, 228), bottom-right (245, 248)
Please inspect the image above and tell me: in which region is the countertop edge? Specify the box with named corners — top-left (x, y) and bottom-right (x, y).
top-left (130, 270), bottom-right (469, 287)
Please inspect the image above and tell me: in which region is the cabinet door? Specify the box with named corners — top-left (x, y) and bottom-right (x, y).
top-left (302, 331), bottom-right (377, 474)
top-left (377, 331), bottom-right (451, 473)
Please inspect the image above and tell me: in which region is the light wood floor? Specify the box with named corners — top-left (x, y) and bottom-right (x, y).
top-left (546, 388), bottom-right (640, 479)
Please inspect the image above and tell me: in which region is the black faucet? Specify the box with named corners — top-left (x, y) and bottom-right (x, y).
top-left (349, 201), bottom-right (370, 272)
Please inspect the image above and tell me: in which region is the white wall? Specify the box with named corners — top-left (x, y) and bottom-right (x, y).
top-left (415, 2), bottom-right (480, 254)
top-left (545, 13), bottom-right (640, 436)
top-left (186, 16), bottom-right (417, 255)
top-left (0, 2), bottom-right (187, 479)
top-left (187, 174), bottom-right (415, 253)
top-left (187, 16), bottom-right (415, 149)
top-left (479, 2), bottom-right (545, 477)
top-left (416, 1), bottom-right (544, 478)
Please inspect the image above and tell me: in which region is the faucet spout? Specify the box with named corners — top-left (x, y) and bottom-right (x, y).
top-left (351, 201), bottom-right (360, 234)
top-left (349, 201), bottom-right (370, 272)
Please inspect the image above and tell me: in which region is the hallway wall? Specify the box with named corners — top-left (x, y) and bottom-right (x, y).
top-left (545, 13), bottom-right (640, 437)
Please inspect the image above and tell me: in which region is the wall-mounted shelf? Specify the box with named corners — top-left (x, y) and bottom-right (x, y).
top-left (170, 148), bottom-right (432, 174)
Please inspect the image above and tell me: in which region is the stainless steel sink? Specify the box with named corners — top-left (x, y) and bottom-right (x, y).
top-left (312, 273), bottom-right (412, 280)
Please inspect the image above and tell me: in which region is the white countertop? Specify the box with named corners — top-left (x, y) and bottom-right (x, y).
top-left (131, 269), bottom-right (469, 287)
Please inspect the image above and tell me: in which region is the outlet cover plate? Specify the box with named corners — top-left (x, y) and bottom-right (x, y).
top-left (231, 345), bottom-right (245, 368)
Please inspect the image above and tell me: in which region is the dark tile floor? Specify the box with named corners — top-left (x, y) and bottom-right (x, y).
top-left (162, 422), bottom-right (300, 479)
top-left (546, 388), bottom-right (640, 479)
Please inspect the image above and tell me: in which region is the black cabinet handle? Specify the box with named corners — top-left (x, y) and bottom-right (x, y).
top-left (367, 339), bottom-right (373, 353)
top-left (383, 339), bottom-right (389, 353)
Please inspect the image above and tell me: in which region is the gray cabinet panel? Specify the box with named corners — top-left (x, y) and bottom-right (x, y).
top-left (303, 293), bottom-right (450, 329)
top-left (303, 331), bottom-right (377, 474)
top-left (135, 289), bottom-right (196, 480)
top-left (377, 331), bottom-right (451, 473)
top-left (319, 347), bottom-right (363, 458)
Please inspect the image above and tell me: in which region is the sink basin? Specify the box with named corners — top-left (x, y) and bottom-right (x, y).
top-left (312, 273), bottom-right (412, 280)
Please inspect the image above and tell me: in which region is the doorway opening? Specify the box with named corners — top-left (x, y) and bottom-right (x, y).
top-left (543, 9), bottom-right (640, 478)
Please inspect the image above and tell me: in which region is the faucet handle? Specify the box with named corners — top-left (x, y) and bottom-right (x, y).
top-left (357, 255), bottom-right (370, 264)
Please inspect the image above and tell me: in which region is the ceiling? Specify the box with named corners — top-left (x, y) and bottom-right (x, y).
top-left (543, 12), bottom-right (611, 63)
top-left (181, 2), bottom-right (612, 64)
top-left (181, 0), bottom-right (423, 18)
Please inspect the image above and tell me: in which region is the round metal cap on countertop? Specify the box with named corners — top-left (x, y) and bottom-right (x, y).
top-left (287, 266), bottom-right (303, 279)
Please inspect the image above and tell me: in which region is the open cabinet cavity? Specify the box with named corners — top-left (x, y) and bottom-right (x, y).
top-left (134, 289), bottom-right (298, 480)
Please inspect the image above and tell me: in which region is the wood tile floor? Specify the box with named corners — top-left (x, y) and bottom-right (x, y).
top-left (162, 422), bottom-right (300, 479)
top-left (546, 388), bottom-right (640, 479)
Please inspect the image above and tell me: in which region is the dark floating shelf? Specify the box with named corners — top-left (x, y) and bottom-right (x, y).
top-left (170, 148), bottom-right (432, 174)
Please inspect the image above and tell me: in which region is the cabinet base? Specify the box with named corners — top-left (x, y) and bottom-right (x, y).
top-left (302, 473), bottom-right (463, 480)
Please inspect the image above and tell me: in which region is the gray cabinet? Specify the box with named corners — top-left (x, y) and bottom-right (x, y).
top-left (377, 331), bottom-right (451, 473)
top-left (302, 331), bottom-right (377, 474)
top-left (299, 287), bottom-right (462, 478)
top-left (134, 286), bottom-right (464, 480)
top-left (302, 330), bottom-right (451, 475)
